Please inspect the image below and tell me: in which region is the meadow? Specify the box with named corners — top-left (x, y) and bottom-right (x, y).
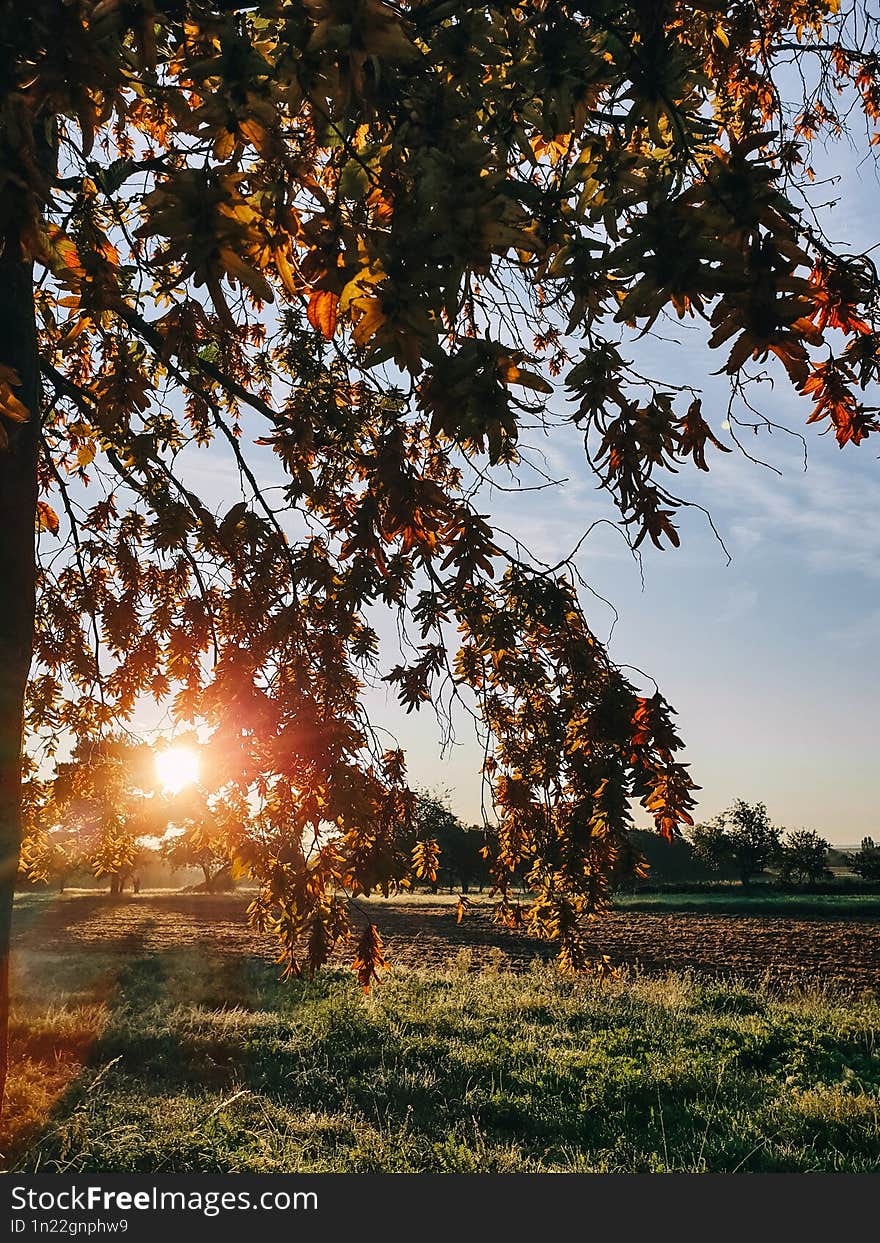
top-left (2, 890), bottom-right (879, 1174)
top-left (615, 891), bottom-right (880, 919)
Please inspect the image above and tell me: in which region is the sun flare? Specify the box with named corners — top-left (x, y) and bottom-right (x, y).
top-left (155, 744), bottom-right (200, 795)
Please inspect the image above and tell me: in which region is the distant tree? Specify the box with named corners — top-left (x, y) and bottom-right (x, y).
top-left (436, 822), bottom-right (487, 894)
top-left (92, 831), bottom-right (146, 896)
top-left (163, 830), bottom-right (232, 893)
top-left (35, 738), bottom-right (167, 895)
top-left (461, 827), bottom-right (492, 894)
top-left (161, 785), bottom-right (244, 893)
top-left (613, 828), bottom-right (724, 889)
top-left (847, 838), bottom-right (880, 883)
top-left (691, 801), bottom-right (782, 888)
top-left (409, 791), bottom-right (488, 893)
top-left (778, 829), bottom-right (832, 886)
top-left (690, 822), bottom-right (732, 874)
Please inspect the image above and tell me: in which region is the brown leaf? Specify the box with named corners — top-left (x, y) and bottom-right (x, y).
top-left (351, 922), bottom-right (388, 992)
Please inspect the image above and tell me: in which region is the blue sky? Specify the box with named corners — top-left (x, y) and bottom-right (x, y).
top-left (370, 365), bottom-right (879, 844)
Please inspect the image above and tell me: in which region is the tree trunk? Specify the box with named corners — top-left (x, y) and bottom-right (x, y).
top-left (0, 234), bottom-right (40, 1117)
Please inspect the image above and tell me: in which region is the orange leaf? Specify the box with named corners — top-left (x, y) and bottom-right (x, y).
top-left (37, 501), bottom-right (60, 534)
top-left (307, 289), bottom-right (339, 339)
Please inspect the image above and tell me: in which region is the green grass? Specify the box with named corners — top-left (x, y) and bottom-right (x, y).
top-left (5, 947), bottom-right (879, 1173)
top-left (614, 891), bottom-right (880, 918)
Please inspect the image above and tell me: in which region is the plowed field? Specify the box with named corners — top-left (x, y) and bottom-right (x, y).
top-left (14, 891), bottom-right (880, 987)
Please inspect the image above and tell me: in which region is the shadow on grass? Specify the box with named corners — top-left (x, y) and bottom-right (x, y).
top-left (5, 892), bottom-right (880, 1172)
top-left (6, 942), bottom-right (880, 1174)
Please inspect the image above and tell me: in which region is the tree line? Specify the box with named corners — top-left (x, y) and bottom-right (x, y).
top-left (19, 768), bottom-right (879, 897)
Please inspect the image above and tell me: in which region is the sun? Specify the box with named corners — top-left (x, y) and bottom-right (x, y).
top-left (155, 744), bottom-right (200, 795)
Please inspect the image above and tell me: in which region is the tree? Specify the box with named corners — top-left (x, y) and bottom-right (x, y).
top-left (42, 738), bottom-right (165, 893)
top-left (2, 0), bottom-right (880, 1111)
top-left (777, 828), bottom-right (832, 885)
top-left (164, 832), bottom-right (234, 890)
top-left (411, 791), bottom-right (488, 892)
top-left (18, 828), bottom-right (79, 892)
top-left (613, 827), bottom-right (722, 889)
top-left (161, 785), bottom-right (243, 892)
top-left (456, 828), bottom-right (491, 894)
top-left (691, 800), bottom-right (782, 887)
top-left (847, 837), bottom-right (880, 882)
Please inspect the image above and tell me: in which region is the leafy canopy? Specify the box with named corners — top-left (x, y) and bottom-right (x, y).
top-left (7, 0), bottom-right (880, 977)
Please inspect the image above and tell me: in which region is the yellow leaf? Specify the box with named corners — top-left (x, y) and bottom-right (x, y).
top-left (506, 367), bottom-right (552, 394)
top-left (39, 224), bottom-right (85, 280)
top-left (0, 364), bottom-right (30, 423)
top-left (339, 261), bottom-right (386, 313)
top-left (274, 248), bottom-right (299, 296)
top-left (497, 357), bottom-right (553, 393)
top-left (351, 295), bottom-right (387, 347)
top-left (219, 248), bottom-right (275, 303)
top-left (213, 129), bottom-right (236, 161)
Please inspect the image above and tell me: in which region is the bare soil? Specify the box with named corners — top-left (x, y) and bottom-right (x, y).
top-left (14, 891), bottom-right (880, 987)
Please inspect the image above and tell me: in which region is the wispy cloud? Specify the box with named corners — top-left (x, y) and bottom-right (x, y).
top-left (697, 441), bottom-right (880, 580)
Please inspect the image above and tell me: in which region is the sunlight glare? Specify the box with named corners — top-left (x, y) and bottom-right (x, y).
top-left (155, 744), bottom-right (200, 794)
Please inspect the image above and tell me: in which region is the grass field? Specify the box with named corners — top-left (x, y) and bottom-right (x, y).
top-left (615, 892), bottom-right (880, 919)
top-left (3, 892), bottom-right (879, 1173)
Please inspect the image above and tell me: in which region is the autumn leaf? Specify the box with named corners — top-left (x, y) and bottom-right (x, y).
top-left (499, 361), bottom-right (553, 394)
top-left (307, 289), bottom-right (339, 339)
top-left (37, 223), bottom-right (85, 283)
top-left (351, 923), bottom-right (388, 992)
top-left (36, 502), bottom-right (60, 535)
top-left (412, 837), bottom-right (440, 883)
top-left (0, 365), bottom-right (30, 424)
top-left (679, 399), bottom-right (731, 471)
